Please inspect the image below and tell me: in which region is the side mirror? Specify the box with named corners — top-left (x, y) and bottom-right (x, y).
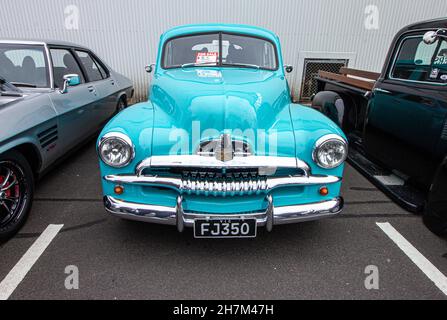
top-left (60, 74), bottom-right (80, 94)
top-left (284, 65), bottom-right (293, 73)
top-left (423, 29), bottom-right (447, 45)
top-left (145, 63), bottom-right (155, 73)
top-left (423, 31), bottom-right (438, 45)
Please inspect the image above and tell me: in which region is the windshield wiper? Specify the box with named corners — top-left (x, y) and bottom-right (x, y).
top-left (0, 76), bottom-right (21, 93)
top-left (222, 63), bottom-right (260, 69)
top-left (181, 62), bottom-right (218, 68)
top-left (10, 82), bottom-right (37, 88)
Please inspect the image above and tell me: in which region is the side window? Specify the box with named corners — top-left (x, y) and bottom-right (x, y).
top-left (391, 36), bottom-right (447, 83)
top-left (93, 56), bottom-right (109, 79)
top-left (75, 50), bottom-right (105, 82)
top-left (50, 48), bottom-right (85, 89)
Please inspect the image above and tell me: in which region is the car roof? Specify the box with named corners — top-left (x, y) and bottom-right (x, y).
top-left (397, 17), bottom-right (447, 35)
top-left (0, 39), bottom-right (90, 50)
top-left (161, 24), bottom-right (279, 43)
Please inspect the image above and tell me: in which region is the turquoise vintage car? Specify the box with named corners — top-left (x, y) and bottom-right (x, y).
top-left (97, 24), bottom-right (347, 238)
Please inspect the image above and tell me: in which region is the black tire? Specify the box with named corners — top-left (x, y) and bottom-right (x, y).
top-left (0, 150), bottom-right (34, 242)
top-left (423, 158), bottom-right (447, 237)
top-left (311, 91), bottom-right (345, 128)
top-left (423, 213), bottom-right (447, 237)
top-left (116, 96), bottom-right (127, 113)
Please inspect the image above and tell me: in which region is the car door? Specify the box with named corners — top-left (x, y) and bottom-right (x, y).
top-left (364, 33), bottom-right (447, 188)
top-left (48, 47), bottom-right (102, 151)
top-left (74, 50), bottom-right (118, 125)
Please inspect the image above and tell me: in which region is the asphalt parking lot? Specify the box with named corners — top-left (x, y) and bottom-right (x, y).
top-left (0, 139), bottom-right (446, 300)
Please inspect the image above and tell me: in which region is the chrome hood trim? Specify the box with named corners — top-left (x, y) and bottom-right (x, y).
top-left (135, 155), bottom-right (310, 176)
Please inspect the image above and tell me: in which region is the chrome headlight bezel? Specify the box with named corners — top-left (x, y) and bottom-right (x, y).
top-left (98, 132), bottom-right (135, 168)
top-left (312, 134), bottom-right (348, 169)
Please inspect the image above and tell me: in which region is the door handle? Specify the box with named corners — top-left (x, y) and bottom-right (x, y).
top-left (374, 88), bottom-right (391, 94)
top-left (87, 86), bottom-right (98, 96)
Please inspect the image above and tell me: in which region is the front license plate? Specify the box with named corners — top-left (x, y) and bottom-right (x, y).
top-left (194, 218), bottom-right (257, 238)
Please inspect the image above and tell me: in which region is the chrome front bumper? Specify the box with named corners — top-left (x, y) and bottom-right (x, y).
top-left (104, 195), bottom-right (343, 232)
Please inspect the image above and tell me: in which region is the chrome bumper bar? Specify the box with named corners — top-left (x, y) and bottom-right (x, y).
top-left (104, 195), bottom-right (343, 232)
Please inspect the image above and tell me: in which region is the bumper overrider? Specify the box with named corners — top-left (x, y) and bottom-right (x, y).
top-left (103, 155), bottom-right (344, 232)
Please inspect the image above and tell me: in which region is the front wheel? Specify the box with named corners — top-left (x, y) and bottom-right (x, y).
top-left (0, 151), bottom-right (34, 242)
top-left (116, 97), bottom-right (127, 113)
top-left (423, 212), bottom-right (447, 237)
top-left (423, 158), bottom-right (447, 237)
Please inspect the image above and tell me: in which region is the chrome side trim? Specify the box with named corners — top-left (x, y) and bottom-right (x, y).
top-left (135, 155), bottom-right (310, 176)
top-left (43, 44), bottom-right (54, 90)
top-left (103, 196), bottom-right (343, 230)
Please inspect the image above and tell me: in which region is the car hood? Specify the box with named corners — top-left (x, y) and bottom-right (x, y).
top-left (0, 88), bottom-right (46, 108)
top-left (0, 94), bottom-right (23, 108)
top-left (149, 68), bottom-right (295, 157)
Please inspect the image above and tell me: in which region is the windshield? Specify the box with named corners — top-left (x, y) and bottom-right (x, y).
top-left (0, 44), bottom-right (50, 88)
top-left (162, 33), bottom-right (278, 70)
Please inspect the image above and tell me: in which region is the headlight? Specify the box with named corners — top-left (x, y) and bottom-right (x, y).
top-left (98, 132), bottom-right (135, 168)
top-left (313, 134), bottom-right (348, 169)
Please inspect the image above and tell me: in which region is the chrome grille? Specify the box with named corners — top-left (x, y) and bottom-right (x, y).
top-left (128, 155), bottom-right (315, 197)
top-left (180, 171), bottom-right (268, 196)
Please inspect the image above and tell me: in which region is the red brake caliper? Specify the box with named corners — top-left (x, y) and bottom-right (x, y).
top-left (0, 175), bottom-right (13, 198)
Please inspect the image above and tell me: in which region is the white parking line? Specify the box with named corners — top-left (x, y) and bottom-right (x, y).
top-left (0, 224), bottom-right (63, 300)
top-left (377, 222), bottom-right (447, 296)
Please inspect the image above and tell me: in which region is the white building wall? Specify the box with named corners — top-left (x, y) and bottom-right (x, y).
top-left (0, 0), bottom-right (446, 101)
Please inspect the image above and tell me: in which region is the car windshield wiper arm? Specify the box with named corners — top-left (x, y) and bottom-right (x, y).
top-left (0, 76), bottom-right (21, 93)
top-left (222, 63), bottom-right (260, 69)
top-left (10, 82), bottom-right (37, 88)
top-left (181, 62), bottom-right (218, 68)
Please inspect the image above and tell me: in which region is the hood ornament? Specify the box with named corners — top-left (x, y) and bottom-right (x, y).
top-left (215, 134), bottom-right (233, 162)
top-left (196, 134), bottom-right (251, 161)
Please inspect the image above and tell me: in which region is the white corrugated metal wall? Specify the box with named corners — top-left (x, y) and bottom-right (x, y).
top-left (0, 0), bottom-right (446, 102)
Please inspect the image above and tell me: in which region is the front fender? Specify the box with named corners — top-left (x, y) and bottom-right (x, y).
top-left (289, 103), bottom-right (346, 178)
top-left (97, 101), bottom-right (154, 176)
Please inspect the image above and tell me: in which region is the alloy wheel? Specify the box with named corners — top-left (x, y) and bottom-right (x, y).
top-left (0, 161), bottom-right (28, 228)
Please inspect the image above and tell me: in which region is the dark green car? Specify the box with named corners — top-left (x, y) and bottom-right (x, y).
top-left (312, 18), bottom-right (447, 236)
